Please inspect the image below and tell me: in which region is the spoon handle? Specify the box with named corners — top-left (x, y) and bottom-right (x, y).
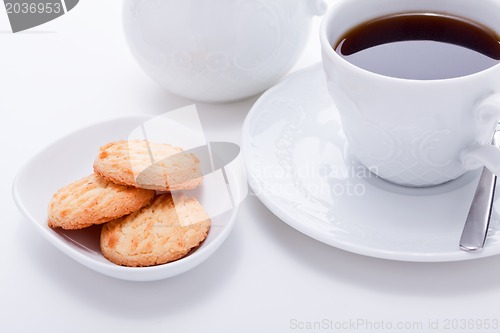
top-left (460, 126), bottom-right (500, 251)
top-left (459, 167), bottom-right (497, 251)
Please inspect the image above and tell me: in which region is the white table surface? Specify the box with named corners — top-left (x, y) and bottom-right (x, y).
top-left (3, 2), bottom-right (500, 333)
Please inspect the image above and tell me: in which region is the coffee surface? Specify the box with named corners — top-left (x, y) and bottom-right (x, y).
top-left (335, 13), bottom-right (500, 79)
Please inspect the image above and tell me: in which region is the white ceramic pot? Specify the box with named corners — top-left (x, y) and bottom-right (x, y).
top-left (123, 0), bottom-right (326, 103)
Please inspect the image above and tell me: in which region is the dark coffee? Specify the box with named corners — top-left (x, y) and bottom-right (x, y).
top-left (334, 13), bottom-right (500, 79)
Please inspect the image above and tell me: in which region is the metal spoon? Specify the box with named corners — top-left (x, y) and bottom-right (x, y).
top-left (459, 125), bottom-right (500, 251)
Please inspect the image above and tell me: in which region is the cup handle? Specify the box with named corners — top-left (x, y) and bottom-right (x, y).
top-left (461, 144), bottom-right (500, 175)
top-left (307, 0), bottom-right (327, 16)
top-left (461, 93), bottom-right (500, 175)
top-left (473, 93), bottom-right (500, 124)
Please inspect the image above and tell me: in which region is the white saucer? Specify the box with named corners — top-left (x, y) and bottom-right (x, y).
top-left (242, 64), bottom-right (500, 262)
top-left (13, 114), bottom-right (245, 281)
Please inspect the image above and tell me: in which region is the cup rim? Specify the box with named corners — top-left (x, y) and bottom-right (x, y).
top-left (319, 0), bottom-right (500, 84)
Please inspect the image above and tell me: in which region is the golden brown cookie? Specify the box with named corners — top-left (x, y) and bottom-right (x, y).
top-left (93, 140), bottom-right (202, 191)
top-left (48, 174), bottom-right (155, 230)
top-left (100, 194), bottom-right (211, 267)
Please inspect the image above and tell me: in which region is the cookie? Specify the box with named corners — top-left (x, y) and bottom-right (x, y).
top-left (100, 194), bottom-right (211, 267)
top-left (48, 174), bottom-right (155, 230)
top-left (93, 140), bottom-right (203, 191)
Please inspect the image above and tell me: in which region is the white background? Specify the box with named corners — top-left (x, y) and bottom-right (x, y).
top-left (2, 1), bottom-right (500, 332)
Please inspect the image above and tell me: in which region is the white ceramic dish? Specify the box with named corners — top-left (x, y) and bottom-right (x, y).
top-left (241, 64), bottom-right (500, 262)
top-left (13, 115), bottom-right (242, 281)
top-left (122, 0), bottom-right (326, 103)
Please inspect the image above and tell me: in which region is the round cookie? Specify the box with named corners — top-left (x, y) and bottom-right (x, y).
top-left (93, 140), bottom-right (203, 191)
top-left (100, 194), bottom-right (211, 267)
top-left (48, 174), bottom-right (155, 230)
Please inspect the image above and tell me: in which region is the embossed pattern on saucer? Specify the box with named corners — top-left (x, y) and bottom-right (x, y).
top-left (241, 64), bottom-right (500, 262)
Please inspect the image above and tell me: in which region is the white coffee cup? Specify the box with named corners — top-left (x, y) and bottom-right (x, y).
top-left (320, 0), bottom-right (500, 187)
